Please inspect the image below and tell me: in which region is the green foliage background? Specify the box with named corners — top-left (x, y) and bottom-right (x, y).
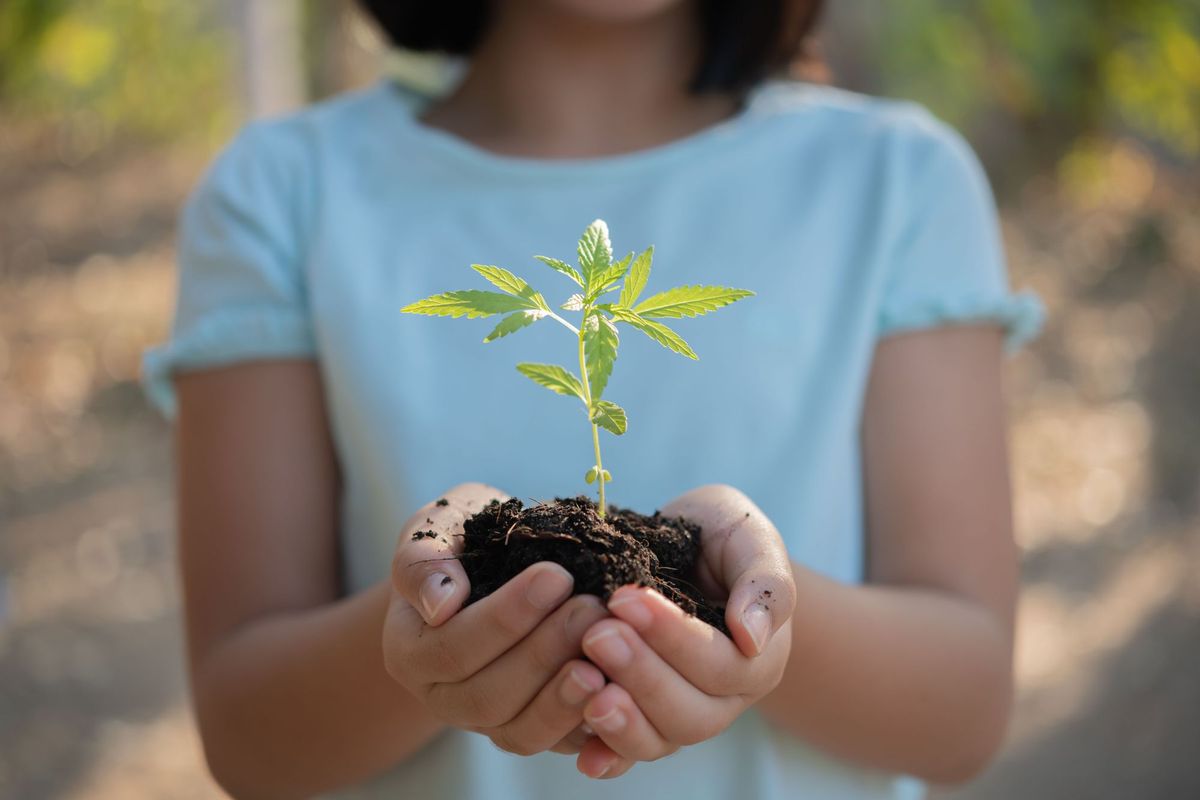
top-left (859, 0), bottom-right (1199, 165)
top-left (0, 0), bottom-right (232, 145)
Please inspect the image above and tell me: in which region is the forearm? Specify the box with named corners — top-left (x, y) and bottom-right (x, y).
top-left (757, 562), bottom-right (1013, 784)
top-left (191, 580), bottom-right (444, 798)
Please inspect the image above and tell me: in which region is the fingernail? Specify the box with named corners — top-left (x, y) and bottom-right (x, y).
top-left (607, 593), bottom-right (652, 631)
top-left (565, 596), bottom-right (605, 639)
top-left (742, 602), bottom-right (772, 656)
top-left (583, 626), bottom-right (633, 668)
top-left (418, 572), bottom-right (455, 623)
top-left (580, 723), bottom-right (594, 736)
top-left (560, 667), bottom-right (601, 706)
top-left (587, 705), bottom-right (626, 734)
top-left (526, 565), bottom-right (574, 610)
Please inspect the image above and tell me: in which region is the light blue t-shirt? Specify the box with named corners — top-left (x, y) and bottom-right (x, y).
top-left (144, 78), bottom-right (1041, 800)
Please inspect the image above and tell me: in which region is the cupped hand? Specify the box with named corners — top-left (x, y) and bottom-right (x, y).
top-left (382, 483), bottom-right (608, 756)
top-left (574, 484), bottom-right (797, 779)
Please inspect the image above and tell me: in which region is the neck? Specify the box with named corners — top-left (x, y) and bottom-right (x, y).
top-left (419, 2), bottom-right (740, 158)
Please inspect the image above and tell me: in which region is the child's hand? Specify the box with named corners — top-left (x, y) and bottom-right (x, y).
top-left (383, 483), bottom-right (608, 757)
top-left (574, 484), bottom-right (796, 779)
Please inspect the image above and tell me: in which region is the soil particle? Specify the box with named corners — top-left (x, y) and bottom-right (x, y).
top-left (435, 498), bottom-right (450, 507)
top-left (459, 496), bottom-right (728, 635)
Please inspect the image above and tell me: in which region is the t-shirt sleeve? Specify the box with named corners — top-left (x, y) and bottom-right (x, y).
top-left (875, 112), bottom-right (1043, 351)
top-left (141, 120), bottom-right (316, 417)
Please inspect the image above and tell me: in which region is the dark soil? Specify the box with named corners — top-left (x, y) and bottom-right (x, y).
top-left (451, 496), bottom-right (728, 635)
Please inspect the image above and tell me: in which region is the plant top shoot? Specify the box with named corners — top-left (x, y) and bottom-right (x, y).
top-left (401, 220), bottom-right (753, 517)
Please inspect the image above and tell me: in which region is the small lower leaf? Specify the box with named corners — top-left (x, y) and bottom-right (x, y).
top-left (601, 469), bottom-right (612, 482)
top-left (590, 399), bottom-right (628, 435)
top-left (585, 467), bottom-right (598, 484)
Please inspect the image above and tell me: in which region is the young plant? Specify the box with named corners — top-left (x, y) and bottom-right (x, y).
top-left (401, 220), bottom-right (752, 518)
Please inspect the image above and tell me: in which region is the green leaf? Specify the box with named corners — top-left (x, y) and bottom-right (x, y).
top-left (617, 246), bottom-right (653, 308)
top-left (471, 265), bottom-right (548, 309)
top-left (586, 251), bottom-right (632, 303)
top-left (610, 307), bottom-right (698, 360)
top-left (402, 290), bottom-right (538, 319)
top-left (590, 400), bottom-right (628, 435)
top-left (585, 466), bottom-right (598, 484)
top-left (534, 255), bottom-right (584, 287)
top-left (601, 469), bottom-right (612, 481)
top-left (632, 285), bottom-right (754, 318)
top-left (470, 264), bottom-right (526, 296)
top-left (515, 363), bottom-right (586, 402)
top-left (483, 310), bottom-right (544, 342)
top-left (583, 312), bottom-right (619, 399)
top-left (561, 293), bottom-right (584, 311)
top-left (577, 219), bottom-right (612, 288)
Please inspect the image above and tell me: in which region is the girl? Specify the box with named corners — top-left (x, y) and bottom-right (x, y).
top-left (144, 0), bottom-right (1042, 797)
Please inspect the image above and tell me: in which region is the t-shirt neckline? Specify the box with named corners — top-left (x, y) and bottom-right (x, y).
top-left (379, 78), bottom-right (788, 179)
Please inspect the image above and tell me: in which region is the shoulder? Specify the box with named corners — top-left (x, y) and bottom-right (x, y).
top-left (203, 82), bottom-right (399, 182)
top-left (749, 81), bottom-right (984, 180)
top-left (188, 83), bottom-right (404, 230)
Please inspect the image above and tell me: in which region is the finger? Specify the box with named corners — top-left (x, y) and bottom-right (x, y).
top-left (606, 585), bottom-right (781, 697)
top-left (581, 683), bottom-right (678, 764)
top-left (392, 483), bottom-right (508, 625)
top-left (428, 595), bottom-right (606, 728)
top-left (661, 484), bottom-right (797, 657)
top-left (549, 724), bottom-right (593, 755)
top-left (576, 737), bottom-right (635, 779)
top-left (581, 619), bottom-right (739, 746)
top-left (488, 659), bottom-right (606, 756)
top-left (386, 561), bottom-right (575, 685)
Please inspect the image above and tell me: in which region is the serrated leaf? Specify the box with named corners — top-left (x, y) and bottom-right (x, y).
top-left (585, 466), bottom-right (598, 484)
top-left (632, 285), bottom-right (754, 318)
top-left (402, 290), bottom-right (537, 319)
top-left (590, 400), bottom-right (627, 435)
top-left (515, 363), bottom-right (586, 402)
top-left (483, 310), bottom-right (544, 342)
top-left (610, 307), bottom-right (698, 359)
top-left (534, 255), bottom-right (584, 287)
top-left (586, 251), bottom-right (633, 303)
top-left (617, 246), bottom-right (653, 308)
top-left (577, 219), bottom-right (612, 288)
top-left (583, 312), bottom-right (619, 399)
top-left (561, 293), bottom-right (584, 311)
top-left (471, 264), bottom-right (549, 310)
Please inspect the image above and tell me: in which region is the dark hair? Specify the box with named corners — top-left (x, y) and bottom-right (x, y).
top-left (357, 0), bottom-right (825, 94)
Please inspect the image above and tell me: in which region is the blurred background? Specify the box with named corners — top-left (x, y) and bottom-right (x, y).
top-left (0, 1), bottom-right (1197, 798)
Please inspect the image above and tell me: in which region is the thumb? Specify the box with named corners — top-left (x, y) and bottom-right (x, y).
top-left (391, 482), bottom-right (508, 626)
top-left (663, 484), bottom-right (796, 657)
top-left (725, 557), bottom-right (796, 659)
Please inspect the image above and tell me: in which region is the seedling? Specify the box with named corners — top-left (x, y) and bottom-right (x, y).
top-left (402, 220), bottom-right (752, 518)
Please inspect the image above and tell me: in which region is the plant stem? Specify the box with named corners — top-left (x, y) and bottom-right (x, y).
top-left (590, 416), bottom-right (605, 517)
top-left (546, 310), bottom-right (579, 336)
top-left (576, 313), bottom-right (606, 517)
